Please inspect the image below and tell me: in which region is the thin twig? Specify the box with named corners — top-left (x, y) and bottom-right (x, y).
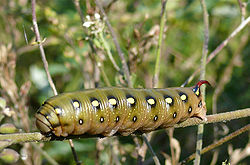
top-left (1, 108), bottom-right (249, 143)
top-left (69, 139), bottom-right (81, 165)
top-left (95, 55), bottom-right (111, 86)
top-left (142, 134), bottom-right (161, 165)
top-left (182, 16), bottom-right (250, 87)
top-left (73, 0), bottom-right (85, 24)
top-left (194, 0), bottom-right (209, 164)
top-left (31, 1), bottom-right (80, 164)
top-left (31, 0), bottom-right (57, 96)
top-left (153, 0), bottom-right (168, 88)
top-left (180, 124), bottom-right (250, 164)
top-left (95, 0), bottom-right (132, 87)
top-left (99, 32), bottom-right (122, 73)
top-left (167, 128), bottom-right (179, 165)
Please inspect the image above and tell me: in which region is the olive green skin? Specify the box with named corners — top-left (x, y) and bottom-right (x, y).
top-left (35, 86), bottom-right (206, 137)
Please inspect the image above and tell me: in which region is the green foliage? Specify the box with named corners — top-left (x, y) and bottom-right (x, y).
top-left (0, 0), bottom-right (249, 164)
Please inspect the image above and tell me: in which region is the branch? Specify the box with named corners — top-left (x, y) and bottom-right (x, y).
top-left (31, 0), bottom-right (58, 96)
top-left (31, 1), bottom-right (80, 164)
top-left (0, 108), bottom-right (248, 144)
top-left (180, 124), bottom-right (250, 164)
top-left (182, 16), bottom-right (250, 87)
top-left (153, 0), bottom-right (168, 88)
top-left (142, 134), bottom-right (161, 165)
top-left (174, 108), bottom-right (250, 128)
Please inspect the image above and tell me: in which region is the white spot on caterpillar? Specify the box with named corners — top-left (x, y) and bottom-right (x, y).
top-left (116, 116), bottom-right (119, 122)
top-left (173, 112), bottom-right (177, 118)
top-left (154, 115), bottom-right (158, 121)
top-left (79, 119), bottom-right (84, 125)
top-left (73, 101), bottom-right (80, 109)
top-left (132, 116), bottom-right (137, 122)
top-left (92, 100), bottom-right (100, 107)
top-left (180, 94), bottom-right (187, 101)
top-left (188, 107), bottom-right (192, 113)
top-left (127, 97), bottom-right (135, 105)
top-left (147, 98), bottom-right (155, 105)
top-left (165, 97), bottom-right (173, 104)
top-left (100, 117), bottom-right (104, 123)
top-left (108, 98), bottom-right (117, 106)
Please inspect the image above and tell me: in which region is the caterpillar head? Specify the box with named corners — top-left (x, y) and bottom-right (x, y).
top-left (35, 94), bottom-right (74, 137)
top-left (35, 102), bottom-right (55, 136)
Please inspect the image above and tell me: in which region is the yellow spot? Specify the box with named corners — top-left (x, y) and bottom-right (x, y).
top-left (108, 98), bottom-right (117, 105)
top-left (73, 101), bottom-right (80, 108)
top-left (46, 116), bottom-right (49, 119)
top-left (180, 94), bottom-right (187, 101)
top-left (127, 97), bottom-right (135, 104)
top-left (195, 90), bottom-right (200, 96)
top-left (92, 100), bottom-right (99, 107)
top-left (147, 98), bottom-right (155, 105)
top-left (55, 108), bottom-right (62, 114)
top-left (165, 97), bottom-right (172, 104)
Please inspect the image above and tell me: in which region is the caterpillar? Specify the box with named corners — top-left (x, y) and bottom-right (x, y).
top-left (35, 80), bottom-right (210, 138)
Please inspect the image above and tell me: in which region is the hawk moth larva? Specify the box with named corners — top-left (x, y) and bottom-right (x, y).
top-left (35, 80), bottom-right (210, 138)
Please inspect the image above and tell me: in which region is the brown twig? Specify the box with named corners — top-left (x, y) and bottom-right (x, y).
top-left (73, 0), bottom-right (85, 24)
top-left (31, 1), bottom-right (80, 164)
top-left (182, 16), bottom-right (250, 87)
top-left (31, 0), bottom-right (57, 96)
top-left (95, 0), bottom-right (132, 88)
top-left (180, 124), bottom-right (250, 164)
top-left (142, 134), bottom-right (161, 165)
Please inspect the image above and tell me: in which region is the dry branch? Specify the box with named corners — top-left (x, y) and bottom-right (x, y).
top-left (0, 108), bottom-right (249, 144)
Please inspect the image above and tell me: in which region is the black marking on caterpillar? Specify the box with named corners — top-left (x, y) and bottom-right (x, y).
top-left (35, 80), bottom-right (210, 138)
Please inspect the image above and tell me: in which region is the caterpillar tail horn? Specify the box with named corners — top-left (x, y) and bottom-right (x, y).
top-left (191, 80), bottom-right (210, 121)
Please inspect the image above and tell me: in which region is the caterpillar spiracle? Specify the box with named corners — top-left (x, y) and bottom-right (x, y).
top-left (35, 80), bottom-right (210, 138)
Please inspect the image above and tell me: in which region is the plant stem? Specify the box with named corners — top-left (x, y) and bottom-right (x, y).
top-left (194, 0), bottom-right (209, 164)
top-left (31, 0), bottom-right (57, 96)
top-left (153, 0), bottom-right (168, 88)
top-left (99, 32), bottom-right (121, 73)
top-left (95, 0), bottom-right (132, 87)
top-left (142, 134), bottom-right (161, 165)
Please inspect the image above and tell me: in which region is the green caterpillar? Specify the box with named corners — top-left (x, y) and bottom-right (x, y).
top-left (35, 80), bottom-right (210, 138)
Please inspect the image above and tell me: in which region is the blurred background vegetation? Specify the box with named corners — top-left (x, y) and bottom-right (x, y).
top-left (0, 0), bottom-right (249, 164)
